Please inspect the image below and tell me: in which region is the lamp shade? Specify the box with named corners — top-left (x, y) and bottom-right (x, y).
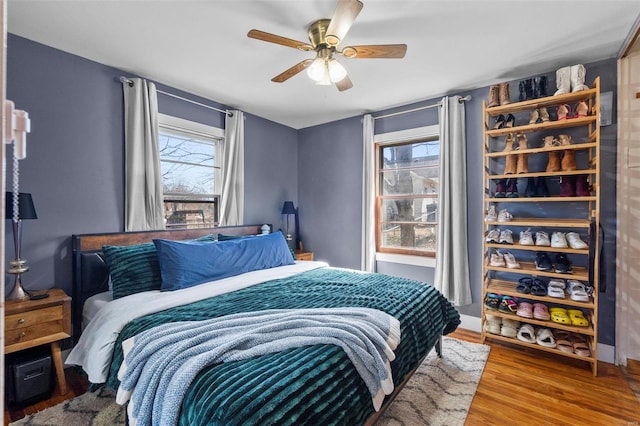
top-left (281, 201), bottom-right (296, 215)
top-left (5, 192), bottom-right (37, 220)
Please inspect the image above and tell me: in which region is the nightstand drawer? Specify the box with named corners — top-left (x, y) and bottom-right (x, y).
top-left (295, 251), bottom-right (314, 261)
top-left (5, 305), bottom-right (63, 332)
top-left (5, 319), bottom-right (65, 346)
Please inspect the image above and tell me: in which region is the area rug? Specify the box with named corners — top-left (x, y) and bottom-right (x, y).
top-left (11, 336), bottom-right (489, 426)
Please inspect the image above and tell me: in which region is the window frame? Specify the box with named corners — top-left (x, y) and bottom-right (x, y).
top-left (157, 113), bottom-right (224, 229)
top-left (374, 125), bottom-right (440, 258)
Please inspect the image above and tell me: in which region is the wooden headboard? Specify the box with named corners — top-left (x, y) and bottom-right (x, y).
top-left (71, 224), bottom-right (269, 342)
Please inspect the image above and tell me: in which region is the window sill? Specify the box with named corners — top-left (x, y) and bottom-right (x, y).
top-left (375, 253), bottom-right (436, 268)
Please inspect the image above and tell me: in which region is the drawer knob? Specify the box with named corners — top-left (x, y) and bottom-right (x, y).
top-left (17, 318), bottom-right (25, 324)
top-left (18, 332), bottom-right (26, 339)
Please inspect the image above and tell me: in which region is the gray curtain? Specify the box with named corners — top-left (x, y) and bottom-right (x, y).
top-left (361, 114), bottom-right (376, 272)
top-left (123, 78), bottom-right (164, 231)
top-left (219, 110), bottom-right (244, 226)
top-left (434, 96), bottom-right (472, 306)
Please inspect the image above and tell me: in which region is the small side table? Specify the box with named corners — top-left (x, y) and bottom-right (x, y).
top-left (4, 288), bottom-right (71, 395)
top-left (295, 251), bottom-right (314, 261)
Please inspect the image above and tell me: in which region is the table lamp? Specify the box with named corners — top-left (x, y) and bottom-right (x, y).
top-left (281, 201), bottom-right (296, 242)
top-left (5, 192), bottom-right (37, 300)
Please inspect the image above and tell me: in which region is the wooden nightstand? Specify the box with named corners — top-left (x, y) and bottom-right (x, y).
top-left (5, 288), bottom-right (71, 395)
top-left (294, 251), bottom-right (314, 261)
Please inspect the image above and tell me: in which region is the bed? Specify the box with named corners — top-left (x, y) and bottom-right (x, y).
top-left (68, 225), bottom-right (460, 425)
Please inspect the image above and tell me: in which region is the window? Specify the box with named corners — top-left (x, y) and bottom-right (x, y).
top-left (376, 135), bottom-right (440, 256)
top-left (158, 114), bottom-right (223, 229)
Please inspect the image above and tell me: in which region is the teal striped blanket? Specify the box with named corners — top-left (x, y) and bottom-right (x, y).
top-left (106, 267), bottom-right (460, 425)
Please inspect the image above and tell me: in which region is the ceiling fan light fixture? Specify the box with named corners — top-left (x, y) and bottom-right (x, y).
top-left (307, 57), bottom-right (326, 82)
top-left (328, 58), bottom-right (347, 83)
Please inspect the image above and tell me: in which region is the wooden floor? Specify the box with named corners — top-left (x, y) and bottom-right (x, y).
top-left (5, 329), bottom-right (640, 425)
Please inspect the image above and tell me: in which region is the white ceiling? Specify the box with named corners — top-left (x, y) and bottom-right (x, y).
top-left (7, 1), bottom-right (640, 129)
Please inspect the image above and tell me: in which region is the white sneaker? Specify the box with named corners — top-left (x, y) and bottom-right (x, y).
top-left (499, 229), bottom-right (514, 244)
top-left (566, 232), bottom-right (588, 249)
top-left (503, 252), bottom-right (521, 269)
top-left (489, 251), bottom-right (506, 267)
top-left (551, 232), bottom-right (568, 248)
top-left (519, 228), bottom-right (534, 246)
top-left (497, 209), bottom-right (513, 222)
top-left (485, 228), bottom-right (500, 243)
top-left (485, 205), bottom-right (497, 222)
top-left (535, 231), bottom-right (550, 246)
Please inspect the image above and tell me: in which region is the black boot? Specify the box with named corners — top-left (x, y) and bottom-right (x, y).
top-left (524, 177), bottom-right (537, 197)
top-left (533, 76), bottom-right (548, 98)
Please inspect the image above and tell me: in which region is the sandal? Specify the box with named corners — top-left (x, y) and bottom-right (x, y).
top-left (567, 280), bottom-right (589, 302)
top-left (557, 104), bottom-right (570, 120)
top-left (556, 338), bottom-right (574, 353)
top-left (516, 277), bottom-right (532, 294)
top-left (569, 334), bottom-right (591, 357)
top-left (567, 309), bottom-right (589, 327)
top-left (484, 293), bottom-right (501, 311)
top-left (530, 279), bottom-right (548, 296)
top-left (499, 296), bottom-right (518, 314)
top-left (517, 324), bottom-right (536, 343)
top-left (516, 301), bottom-right (533, 319)
top-left (575, 101), bottom-right (589, 118)
top-left (536, 327), bottom-right (556, 348)
top-left (547, 280), bottom-right (566, 299)
top-left (550, 307), bottom-right (571, 325)
top-left (533, 303), bottom-right (550, 321)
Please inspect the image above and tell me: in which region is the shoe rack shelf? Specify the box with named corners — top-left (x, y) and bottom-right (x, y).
top-left (481, 77), bottom-right (601, 376)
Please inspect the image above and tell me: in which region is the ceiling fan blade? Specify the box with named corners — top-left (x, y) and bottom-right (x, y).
top-left (248, 29), bottom-right (313, 51)
top-left (335, 75), bottom-right (353, 92)
top-left (272, 59), bottom-right (313, 83)
top-left (341, 44), bottom-right (407, 59)
top-left (325, 0), bottom-right (363, 46)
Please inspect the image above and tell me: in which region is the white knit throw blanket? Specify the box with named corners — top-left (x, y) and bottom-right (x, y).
top-left (115, 307), bottom-right (401, 426)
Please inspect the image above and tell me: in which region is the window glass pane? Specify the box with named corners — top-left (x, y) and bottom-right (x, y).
top-left (380, 223), bottom-right (437, 252)
top-left (380, 169), bottom-right (439, 196)
top-left (159, 134), bottom-right (215, 167)
top-left (381, 140), bottom-right (439, 169)
top-left (161, 161), bottom-right (216, 195)
top-left (164, 200), bottom-right (218, 229)
top-left (380, 198), bottom-right (438, 224)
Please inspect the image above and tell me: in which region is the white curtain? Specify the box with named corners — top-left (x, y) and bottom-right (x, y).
top-left (123, 78), bottom-right (164, 231)
top-left (361, 114), bottom-right (376, 272)
top-left (434, 96), bottom-right (472, 306)
top-left (219, 110), bottom-right (244, 226)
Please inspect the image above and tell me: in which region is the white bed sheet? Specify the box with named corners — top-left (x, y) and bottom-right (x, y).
top-left (82, 291), bottom-right (113, 331)
top-left (66, 261), bottom-right (327, 383)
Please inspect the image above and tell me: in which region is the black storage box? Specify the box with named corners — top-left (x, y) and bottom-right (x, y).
top-left (5, 347), bottom-right (54, 406)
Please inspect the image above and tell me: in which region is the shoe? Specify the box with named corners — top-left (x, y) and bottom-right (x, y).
top-left (575, 175), bottom-right (590, 196)
top-left (533, 303), bottom-right (551, 321)
top-left (530, 279), bottom-right (548, 296)
top-left (484, 318), bottom-right (501, 335)
top-left (501, 317), bottom-right (520, 337)
top-left (484, 293), bottom-right (501, 310)
top-left (528, 109), bottom-right (540, 125)
top-left (554, 66), bottom-right (571, 95)
top-left (489, 250), bottom-right (506, 267)
top-left (559, 175), bottom-right (576, 197)
top-left (515, 133), bottom-right (529, 174)
top-left (551, 232), bottom-right (568, 248)
top-left (497, 209), bottom-right (513, 222)
top-left (547, 280), bottom-right (566, 298)
top-left (536, 328), bottom-right (556, 348)
top-left (519, 228), bottom-right (534, 245)
top-left (505, 178), bottom-right (519, 198)
top-left (535, 252), bottom-right (553, 271)
top-left (555, 253), bottom-right (573, 273)
top-left (575, 100), bottom-right (589, 117)
top-left (543, 136), bottom-right (561, 172)
top-left (570, 64), bottom-right (589, 92)
top-left (516, 277), bottom-right (532, 294)
top-left (557, 104), bottom-right (570, 120)
top-left (499, 83), bottom-right (511, 106)
top-left (539, 107), bottom-right (550, 122)
top-left (566, 232), bottom-right (588, 249)
top-left (493, 114), bottom-right (505, 129)
top-left (533, 76), bottom-right (548, 98)
top-left (517, 324), bottom-right (536, 343)
top-left (519, 79), bottom-right (533, 102)
top-left (516, 302), bottom-right (533, 319)
top-left (499, 229), bottom-right (514, 244)
top-left (494, 179), bottom-right (507, 198)
top-left (485, 205), bottom-right (497, 221)
top-left (485, 228), bottom-right (500, 243)
top-left (535, 231), bottom-right (550, 246)
top-left (567, 280), bottom-right (590, 302)
top-left (536, 177), bottom-right (550, 197)
top-left (503, 113), bottom-right (516, 128)
top-left (503, 134), bottom-right (517, 175)
top-left (524, 177), bottom-right (537, 197)
top-left (487, 85), bottom-right (500, 108)
top-left (503, 252), bottom-right (521, 269)
top-left (550, 307), bottom-right (571, 325)
top-left (498, 295), bottom-right (518, 314)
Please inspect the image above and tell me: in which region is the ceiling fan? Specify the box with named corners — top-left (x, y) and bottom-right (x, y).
top-left (247, 0), bottom-right (407, 91)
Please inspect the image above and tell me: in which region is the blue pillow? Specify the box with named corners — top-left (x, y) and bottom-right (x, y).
top-left (217, 233), bottom-right (259, 241)
top-left (154, 231), bottom-right (295, 291)
top-left (103, 234), bottom-right (217, 299)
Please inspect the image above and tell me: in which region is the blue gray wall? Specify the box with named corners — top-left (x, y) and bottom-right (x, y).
top-left (5, 34), bottom-right (298, 297)
top-left (298, 59), bottom-right (618, 345)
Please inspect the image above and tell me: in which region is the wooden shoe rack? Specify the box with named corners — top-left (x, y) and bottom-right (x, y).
top-left (481, 77), bottom-right (601, 376)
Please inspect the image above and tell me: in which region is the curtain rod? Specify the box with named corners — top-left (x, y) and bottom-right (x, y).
top-left (119, 76), bottom-right (232, 117)
top-left (373, 95), bottom-right (472, 120)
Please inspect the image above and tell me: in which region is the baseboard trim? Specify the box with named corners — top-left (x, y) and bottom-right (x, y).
top-left (458, 314), bottom-right (615, 364)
